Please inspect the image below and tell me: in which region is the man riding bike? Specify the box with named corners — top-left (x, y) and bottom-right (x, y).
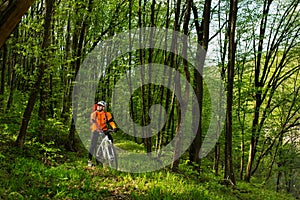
top-left (88, 100), bottom-right (117, 167)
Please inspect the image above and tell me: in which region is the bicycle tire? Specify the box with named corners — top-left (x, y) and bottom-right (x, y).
top-left (95, 145), bottom-right (105, 164)
top-left (107, 144), bottom-right (118, 169)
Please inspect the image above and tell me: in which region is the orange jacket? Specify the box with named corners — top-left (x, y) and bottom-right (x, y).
top-left (90, 111), bottom-right (117, 132)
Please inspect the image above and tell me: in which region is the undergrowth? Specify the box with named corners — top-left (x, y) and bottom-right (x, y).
top-left (0, 115), bottom-right (295, 200)
top-left (0, 139), bottom-right (295, 200)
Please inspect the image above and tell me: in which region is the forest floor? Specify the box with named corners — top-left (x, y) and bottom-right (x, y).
top-left (0, 133), bottom-right (296, 200)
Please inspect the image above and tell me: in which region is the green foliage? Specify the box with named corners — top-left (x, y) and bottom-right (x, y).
top-left (0, 0), bottom-right (299, 199)
top-left (116, 140), bottom-right (145, 153)
top-left (31, 140), bottom-right (64, 166)
top-left (236, 182), bottom-right (295, 200)
top-left (0, 140), bottom-right (295, 200)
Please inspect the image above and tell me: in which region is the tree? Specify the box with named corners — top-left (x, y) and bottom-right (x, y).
top-left (245, 0), bottom-right (300, 182)
top-left (0, 0), bottom-right (36, 48)
top-left (224, 0), bottom-right (237, 185)
top-left (15, 0), bottom-right (54, 147)
top-left (0, 44), bottom-right (7, 110)
top-left (189, 0), bottom-right (212, 173)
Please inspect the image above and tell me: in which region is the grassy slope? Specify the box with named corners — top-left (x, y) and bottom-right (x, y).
top-left (0, 136), bottom-right (295, 200)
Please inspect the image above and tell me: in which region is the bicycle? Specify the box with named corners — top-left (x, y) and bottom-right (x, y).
top-left (95, 129), bottom-right (118, 169)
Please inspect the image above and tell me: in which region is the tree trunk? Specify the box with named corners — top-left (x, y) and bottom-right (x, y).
top-left (0, 0), bottom-right (36, 47)
top-left (6, 28), bottom-right (18, 111)
top-left (240, 132), bottom-right (245, 180)
top-left (137, 0), bottom-right (147, 151)
top-left (214, 2), bottom-right (228, 176)
top-left (60, 6), bottom-right (71, 121)
top-left (169, 0), bottom-right (181, 172)
top-left (0, 44), bottom-right (7, 111)
top-left (245, 0), bottom-right (273, 182)
top-left (15, 0), bottom-right (54, 147)
top-left (265, 140), bottom-right (280, 182)
top-left (157, 0), bottom-right (171, 156)
top-left (224, 0), bottom-right (237, 185)
top-left (144, 0), bottom-right (156, 155)
top-left (189, 0), bottom-right (212, 173)
top-left (127, 0), bottom-right (137, 143)
top-left (6, 62), bottom-right (15, 111)
top-left (214, 142), bottom-right (220, 175)
top-left (172, 0), bottom-right (191, 171)
top-left (68, 0), bottom-right (93, 151)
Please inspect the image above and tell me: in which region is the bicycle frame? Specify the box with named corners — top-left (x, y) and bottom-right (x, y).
top-left (96, 131), bottom-right (118, 169)
top-left (100, 133), bottom-right (112, 160)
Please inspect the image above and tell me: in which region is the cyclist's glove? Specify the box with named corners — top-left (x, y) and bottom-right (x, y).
top-left (112, 128), bottom-right (118, 133)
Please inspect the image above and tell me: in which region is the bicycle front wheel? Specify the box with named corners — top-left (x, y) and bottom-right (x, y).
top-left (107, 144), bottom-right (118, 170)
top-left (95, 145), bottom-right (104, 164)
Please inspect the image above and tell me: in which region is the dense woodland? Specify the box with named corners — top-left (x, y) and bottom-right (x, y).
top-left (0, 0), bottom-right (299, 199)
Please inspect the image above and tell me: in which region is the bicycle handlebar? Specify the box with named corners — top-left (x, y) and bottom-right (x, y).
top-left (104, 129), bottom-right (113, 134)
top-left (98, 129), bottom-right (113, 135)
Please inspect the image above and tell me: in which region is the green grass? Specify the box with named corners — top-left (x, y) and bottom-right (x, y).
top-left (0, 137), bottom-right (296, 200)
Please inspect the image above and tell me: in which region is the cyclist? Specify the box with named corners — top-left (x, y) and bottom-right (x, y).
top-left (88, 100), bottom-right (117, 167)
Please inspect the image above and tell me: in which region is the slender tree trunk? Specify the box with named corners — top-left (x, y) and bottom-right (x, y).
top-left (0, 44), bottom-right (7, 111)
top-left (240, 130), bottom-right (245, 180)
top-left (156, 0), bottom-right (171, 156)
top-left (156, 85), bottom-right (165, 156)
top-left (212, 142), bottom-right (220, 175)
top-left (137, 0), bottom-right (147, 149)
top-left (265, 140), bottom-right (280, 182)
top-left (144, 0), bottom-right (156, 155)
top-left (169, 0), bottom-right (181, 172)
top-left (215, 54), bottom-right (227, 176)
top-left (224, 0), bottom-right (237, 185)
top-left (6, 63), bottom-right (15, 111)
top-left (172, 98), bottom-right (182, 171)
top-left (128, 0), bottom-right (137, 143)
top-left (15, 0), bottom-right (54, 147)
top-left (6, 28), bottom-right (18, 111)
top-left (245, 0), bottom-right (273, 182)
top-left (68, 0), bottom-right (93, 151)
top-left (60, 7), bottom-right (71, 121)
top-left (214, 1), bottom-right (228, 175)
top-left (190, 1), bottom-right (202, 170)
top-left (276, 151), bottom-right (283, 192)
top-left (276, 169), bottom-right (282, 192)
top-left (156, 0), bottom-right (172, 155)
top-left (189, 0), bottom-right (211, 173)
top-left (49, 73), bottom-right (54, 117)
top-left (237, 60), bottom-right (248, 180)
top-left (172, 0), bottom-right (191, 171)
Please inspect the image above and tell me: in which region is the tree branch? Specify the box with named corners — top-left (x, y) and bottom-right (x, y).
top-left (0, 0), bottom-right (36, 48)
